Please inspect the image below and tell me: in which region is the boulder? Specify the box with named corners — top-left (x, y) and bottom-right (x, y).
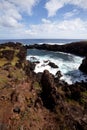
top-left (48, 62), bottom-right (58, 68)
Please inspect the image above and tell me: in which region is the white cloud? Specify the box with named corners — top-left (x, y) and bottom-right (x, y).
top-left (0, 0), bottom-right (39, 28)
top-left (0, 16), bottom-right (23, 28)
top-left (45, 0), bottom-right (87, 17)
top-left (58, 18), bottom-right (86, 31)
top-left (0, 1), bottom-right (22, 28)
top-left (42, 18), bottom-right (51, 24)
top-left (45, 0), bottom-right (63, 17)
top-left (64, 9), bottom-right (79, 19)
top-left (71, 0), bottom-right (87, 9)
top-left (23, 18), bottom-right (87, 39)
top-left (0, 18), bottom-right (87, 39)
top-left (8, 0), bottom-right (39, 15)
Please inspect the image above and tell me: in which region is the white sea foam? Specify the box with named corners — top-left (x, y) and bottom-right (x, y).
top-left (38, 42), bottom-right (65, 45)
top-left (26, 49), bottom-right (87, 84)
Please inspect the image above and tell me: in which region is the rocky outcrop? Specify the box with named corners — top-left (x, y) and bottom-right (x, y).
top-left (79, 57), bottom-right (87, 74)
top-left (41, 70), bottom-right (62, 109)
top-left (55, 70), bottom-right (62, 79)
top-left (26, 41), bottom-right (87, 56)
top-left (48, 62), bottom-right (58, 68)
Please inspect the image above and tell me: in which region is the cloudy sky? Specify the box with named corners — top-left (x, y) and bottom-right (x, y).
top-left (0, 0), bottom-right (87, 39)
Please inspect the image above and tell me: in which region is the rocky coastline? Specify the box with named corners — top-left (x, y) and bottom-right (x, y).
top-left (26, 41), bottom-right (87, 75)
top-left (0, 42), bottom-right (87, 130)
top-left (26, 41), bottom-right (87, 56)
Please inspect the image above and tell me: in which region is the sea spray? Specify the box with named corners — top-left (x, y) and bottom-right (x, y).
top-left (26, 49), bottom-right (87, 84)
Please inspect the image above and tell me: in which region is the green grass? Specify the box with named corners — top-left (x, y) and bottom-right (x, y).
top-left (0, 47), bottom-right (20, 67)
top-left (9, 68), bottom-right (25, 81)
top-left (0, 75), bottom-right (8, 89)
top-left (11, 57), bottom-right (19, 66)
top-left (0, 57), bottom-right (9, 67)
top-left (33, 81), bottom-right (41, 91)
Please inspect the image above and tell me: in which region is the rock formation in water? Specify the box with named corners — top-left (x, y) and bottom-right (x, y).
top-left (48, 61), bottom-right (58, 68)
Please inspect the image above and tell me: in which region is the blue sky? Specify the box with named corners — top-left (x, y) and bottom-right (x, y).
top-left (0, 0), bottom-right (87, 39)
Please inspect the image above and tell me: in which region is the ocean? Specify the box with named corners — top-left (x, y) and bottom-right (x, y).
top-left (0, 39), bottom-right (87, 84)
top-left (0, 38), bottom-right (82, 45)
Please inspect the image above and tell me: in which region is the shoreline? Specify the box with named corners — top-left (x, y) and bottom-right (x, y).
top-left (25, 41), bottom-right (87, 57)
top-left (0, 42), bottom-right (87, 129)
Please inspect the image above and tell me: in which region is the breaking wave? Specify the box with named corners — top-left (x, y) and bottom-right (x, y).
top-left (26, 49), bottom-right (87, 84)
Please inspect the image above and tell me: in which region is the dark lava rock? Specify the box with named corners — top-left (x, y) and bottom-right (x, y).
top-left (79, 57), bottom-right (87, 74)
top-left (26, 41), bottom-right (87, 56)
top-left (55, 71), bottom-right (62, 79)
top-left (23, 60), bottom-right (35, 77)
top-left (13, 106), bottom-right (20, 114)
top-left (48, 62), bottom-right (58, 68)
top-left (33, 61), bottom-right (40, 64)
top-left (43, 60), bottom-right (50, 63)
top-left (41, 70), bottom-right (61, 110)
top-left (0, 50), bottom-right (14, 61)
top-left (10, 91), bottom-right (18, 103)
top-left (30, 56), bottom-right (38, 61)
top-left (36, 72), bottom-right (42, 82)
top-left (17, 46), bottom-right (27, 62)
top-left (63, 83), bottom-right (82, 101)
top-left (24, 61), bottom-right (35, 71)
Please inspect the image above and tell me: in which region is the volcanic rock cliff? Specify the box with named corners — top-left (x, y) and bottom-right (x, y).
top-left (26, 41), bottom-right (87, 56)
top-left (0, 42), bottom-right (87, 130)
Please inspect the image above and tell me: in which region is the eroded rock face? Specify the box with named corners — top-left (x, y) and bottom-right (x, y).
top-left (79, 57), bottom-right (87, 74)
top-left (41, 70), bottom-right (61, 109)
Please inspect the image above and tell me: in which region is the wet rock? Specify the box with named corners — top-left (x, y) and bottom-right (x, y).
top-left (43, 60), bottom-right (50, 63)
top-left (33, 61), bottom-right (40, 64)
top-left (79, 57), bottom-right (87, 74)
top-left (30, 56), bottom-right (38, 62)
top-left (48, 62), bottom-right (58, 68)
top-left (55, 71), bottom-right (62, 79)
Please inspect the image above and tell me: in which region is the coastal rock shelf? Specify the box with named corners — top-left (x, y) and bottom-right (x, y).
top-left (0, 42), bottom-right (87, 130)
top-left (26, 41), bottom-right (87, 56)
